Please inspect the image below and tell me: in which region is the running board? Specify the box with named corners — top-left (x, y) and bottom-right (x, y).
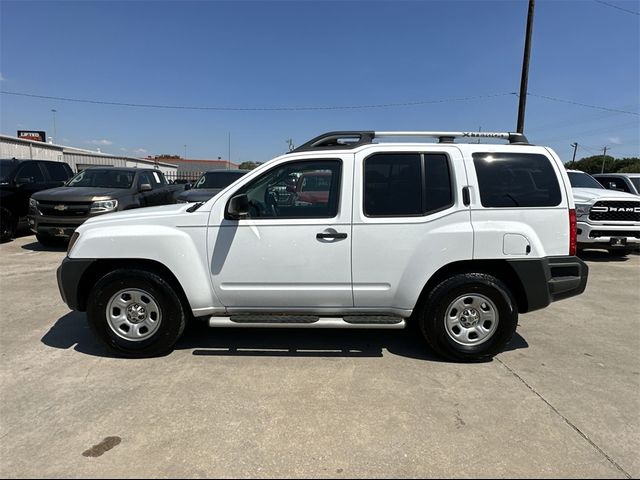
top-left (207, 315), bottom-right (406, 329)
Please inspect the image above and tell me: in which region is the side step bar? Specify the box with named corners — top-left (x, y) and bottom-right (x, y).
top-left (208, 315), bottom-right (406, 329)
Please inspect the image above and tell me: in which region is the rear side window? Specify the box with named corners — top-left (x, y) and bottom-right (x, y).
top-left (364, 153), bottom-right (453, 216)
top-left (473, 153), bottom-right (561, 207)
top-left (16, 162), bottom-right (45, 183)
top-left (43, 162), bottom-right (71, 182)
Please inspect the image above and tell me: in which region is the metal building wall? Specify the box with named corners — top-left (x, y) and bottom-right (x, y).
top-left (0, 137), bottom-right (63, 161)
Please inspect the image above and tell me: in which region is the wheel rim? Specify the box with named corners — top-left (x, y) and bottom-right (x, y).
top-left (444, 293), bottom-right (499, 346)
top-left (106, 289), bottom-right (162, 342)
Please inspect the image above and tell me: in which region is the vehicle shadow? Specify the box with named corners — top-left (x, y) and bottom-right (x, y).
top-left (21, 241), bottom-right (67, 252)
top-left (41, 312), bottom-right (529, 362)
top-left (578, 250), bottom-right (632, 263)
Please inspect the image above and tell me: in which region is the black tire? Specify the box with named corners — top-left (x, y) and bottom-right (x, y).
top-left (0, 208), bottom-right (17, 243)
top-left (36, 233), bottom-right (66, 247)
top-left (86, 268), bottom-right (187, 358)
top-left (418, 273), bottom-right (518, 362)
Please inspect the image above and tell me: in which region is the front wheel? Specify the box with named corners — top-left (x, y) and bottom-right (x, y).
top-left (419, 273), bottom-right (518, 362)
top-left (86, 269), bottom-right (187, 357)
top-left (0, 208), bottom-right (17, 243)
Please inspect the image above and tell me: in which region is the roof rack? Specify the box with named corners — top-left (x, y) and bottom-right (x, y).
top-left (290, 130), bottom-right (530, 153)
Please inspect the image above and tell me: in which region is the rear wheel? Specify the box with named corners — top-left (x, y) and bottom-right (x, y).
top-left (0, 208), bottom-right (17, 243)
top-left (87, 269), bottom-right (187, 357)
top-left (419, 273), bottom-right (518, 362)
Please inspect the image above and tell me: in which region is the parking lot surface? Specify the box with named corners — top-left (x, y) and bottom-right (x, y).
top-left (0, 233), bottom-right (638, 478)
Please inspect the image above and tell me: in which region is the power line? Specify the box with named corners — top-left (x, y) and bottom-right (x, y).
top-left (527, 93), bottom-right (640, 116)
top-left (594, 0), bottom-right (640, 16)
top-left (0, 90), bottom-right (513, 112)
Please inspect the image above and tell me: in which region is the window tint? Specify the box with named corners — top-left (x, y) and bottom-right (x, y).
top-left (567, 171), bottom-right (603, 189)
top-left (364, 153), bottom-right (453, 216)
top-left (138, 172), bottom-right (153, 188)
top-left (44, 162), bottom-right (71, 182)
top-left (473, 153), bottom-right (561, 207)
top-left (150, 171), bottom-right (163, 186)
top-left (16, 162), bottom-right (45, 183)
top-left (234, 160), bottom-right (341, 219)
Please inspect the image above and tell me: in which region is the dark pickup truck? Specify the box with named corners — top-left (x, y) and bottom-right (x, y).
top-left (29, 167), bottom-right (185, 245)
top-left (1, 158), bottom-right (74, 242)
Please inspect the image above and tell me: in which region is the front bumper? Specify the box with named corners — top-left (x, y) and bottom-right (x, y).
top-left (57, 257), bottom-right (97, 311)
top-left (507, 256), bottom-right (589, 313)
top-left (28, 213), bottom-right (87, 238)
top-left (576, 221), bottom-right (640, 246)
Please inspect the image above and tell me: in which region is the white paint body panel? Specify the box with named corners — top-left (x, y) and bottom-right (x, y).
top-left (68, 142), bottom-right (573, 318)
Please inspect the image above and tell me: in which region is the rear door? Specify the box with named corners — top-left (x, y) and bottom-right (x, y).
top-left (351, 146), bottom-right (472, 312)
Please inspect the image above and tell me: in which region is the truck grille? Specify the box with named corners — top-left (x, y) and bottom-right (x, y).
top-left (37, 201), bottom-right (92, 217)
top-left (589, 230), bottom-right (640, 238)
top-left (589, 201), bottom-right (640, 222)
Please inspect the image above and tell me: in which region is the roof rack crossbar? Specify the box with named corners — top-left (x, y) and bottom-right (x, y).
top-left (290, 130), bottom-right (529, 153)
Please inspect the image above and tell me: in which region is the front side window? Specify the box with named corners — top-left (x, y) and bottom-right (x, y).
top-left (474, 153), bottom-right (562, 207)
top-left (233, 160), bottom-right (341, 218)
top-left (44, 162), bottom-right (71, 182)
top-left (16, 162), bottom-right (45, 183)
top-left (364, 153), bottom-right (453, 216)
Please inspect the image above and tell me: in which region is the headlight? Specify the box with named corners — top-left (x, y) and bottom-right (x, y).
top-left (575, 203), bottom-right (591, 218)
top-left (90, 199), bottom-right (118, 213)
top-left (29, 198), bottom-right (38, 208)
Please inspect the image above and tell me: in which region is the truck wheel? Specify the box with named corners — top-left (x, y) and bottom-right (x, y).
top-left (418, 273), bottom-right (518, 362)
top-left (35, 233), bottom-right (66, 247)
top-left (0, 208), bottom-right (17, 243)
top-left (86, 269), bottom-right (187, 358)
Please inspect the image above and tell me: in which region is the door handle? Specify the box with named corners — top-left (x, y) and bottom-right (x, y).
top-left (462, 186), bottom-right (470, 206)
top-left (316, 232), bottom-right (348, 240)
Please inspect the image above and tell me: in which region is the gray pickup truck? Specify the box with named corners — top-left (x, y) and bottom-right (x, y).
top-left (29, 167), bottom-right (184, 245)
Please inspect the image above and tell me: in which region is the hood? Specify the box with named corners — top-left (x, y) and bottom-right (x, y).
top-left (572, 187), bottom-right (640, 203)
top-left (82, 203), bottom-right (189, 226)
top-left (177, 188), bottom-right (223, 203)
top-left (32, 186), bottom-right (129, 202)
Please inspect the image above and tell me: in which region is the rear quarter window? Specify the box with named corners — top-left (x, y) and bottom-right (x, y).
top-left (473, 152), bottom-right (561, 207)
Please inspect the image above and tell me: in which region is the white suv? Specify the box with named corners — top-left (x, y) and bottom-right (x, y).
top-left (567, 170), bottom-right (640, 255)
top-left (57, 131), bottom-right (588, 361)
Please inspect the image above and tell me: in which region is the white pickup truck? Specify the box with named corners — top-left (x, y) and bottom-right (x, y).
top-left (57, 131), bottom-right (588, 361)
top-left (567, 170), bottom-right (640, 255)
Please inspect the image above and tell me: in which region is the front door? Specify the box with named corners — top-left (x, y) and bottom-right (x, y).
top-left (208, 157), bottom-right (353, 309)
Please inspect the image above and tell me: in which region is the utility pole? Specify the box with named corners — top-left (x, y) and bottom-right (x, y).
top-left (600, 146), bottom-right (608, 173)
top-left (228, 132), bottom-right (231, 169)
top-left (517, 0), bottom-right (535, 134)
top-left (183, 144), bottom-right (187, 160)
top-left (571, 142), bottom-right (578, 162)
top-left (286, 138), bottom-right (295, 152)
top-left (51, 109), bottom-right (57, 143)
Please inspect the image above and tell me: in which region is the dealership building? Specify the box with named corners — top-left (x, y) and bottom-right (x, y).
top-left (0, 134), bottom-right (179, 176)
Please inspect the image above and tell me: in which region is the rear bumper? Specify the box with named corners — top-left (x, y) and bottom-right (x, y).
top-left (507, 256), bottom-right (589, 313)
top-left (57, 257), bottom-right (96, 311)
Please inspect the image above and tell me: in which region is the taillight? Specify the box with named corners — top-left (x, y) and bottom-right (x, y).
top-left (569, 208), bottom-right (577, 256)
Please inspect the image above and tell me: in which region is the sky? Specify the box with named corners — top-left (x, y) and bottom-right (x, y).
top-left (0, 0), bottom-right (638, 163)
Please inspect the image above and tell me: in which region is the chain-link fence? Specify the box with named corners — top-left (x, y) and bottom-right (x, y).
top-left (164, 171), bottom-right (201, 185)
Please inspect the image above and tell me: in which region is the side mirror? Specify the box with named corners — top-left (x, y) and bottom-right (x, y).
top-left (16, 177), bottom-right (34, 185)
top-left (184, 183), bottom-right (192, 190)
top-left (139, 183), bottom-right (152, 192)
top-left (227, 194), bottom-right (249, 219)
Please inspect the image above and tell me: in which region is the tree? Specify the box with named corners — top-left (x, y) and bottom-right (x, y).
top-left (564, 156), bottom-right (639, 174)
top-left (155, 154), bottom-right (181, 160)
top-left (238, 161), bottom-right (262, 170)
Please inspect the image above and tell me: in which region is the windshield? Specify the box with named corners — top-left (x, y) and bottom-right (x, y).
top-left (195, 171), bottom-right (246, 189)
top-left (630, 177), bottom-right (640, 191)
top-left (568, 171), bottom-right (604, 189)
top-left (67, 169), bottom-right (134, 189)
top-left (0, 160), bottom-right (19, 183)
